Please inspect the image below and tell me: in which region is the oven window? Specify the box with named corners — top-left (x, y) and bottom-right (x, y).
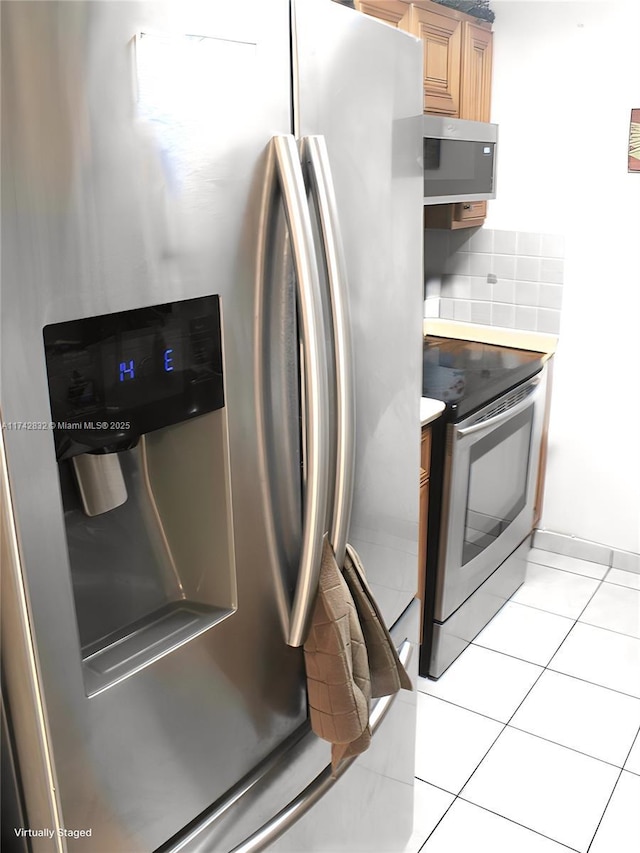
top-left (462, 407), bottom-right (533, 565)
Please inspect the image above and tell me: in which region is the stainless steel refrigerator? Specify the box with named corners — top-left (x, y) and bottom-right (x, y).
top-left (0, 1), bottom-right (424, 851)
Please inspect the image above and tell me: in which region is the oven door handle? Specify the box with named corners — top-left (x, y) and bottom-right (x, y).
top-left (455, 376), bottom-right (542, 440)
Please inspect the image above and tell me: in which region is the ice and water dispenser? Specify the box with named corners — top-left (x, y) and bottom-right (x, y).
top-left (43, 295), bottom-right (237, 695)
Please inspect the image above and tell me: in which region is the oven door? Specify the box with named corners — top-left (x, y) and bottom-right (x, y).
top-left (435, 368), bottom-right (547, 622)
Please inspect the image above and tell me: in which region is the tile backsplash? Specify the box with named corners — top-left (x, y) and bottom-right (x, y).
top-left (424, 228), bottom-right (565, 334)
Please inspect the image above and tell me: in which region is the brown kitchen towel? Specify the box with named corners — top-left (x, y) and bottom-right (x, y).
top-left (304, 538), bottom-right (372, 773)
top-left (342, 544), bottom-right (412, 698)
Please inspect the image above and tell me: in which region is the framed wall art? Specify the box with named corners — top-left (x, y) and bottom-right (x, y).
top-left (629, 109), bottom-right (640, 172)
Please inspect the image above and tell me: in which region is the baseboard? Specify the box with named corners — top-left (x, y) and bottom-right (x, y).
top-left (533, 529), bottom-right (640, 575)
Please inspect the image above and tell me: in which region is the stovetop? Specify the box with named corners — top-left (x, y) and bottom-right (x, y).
top-left (422, 335), bottom-right (546, 421)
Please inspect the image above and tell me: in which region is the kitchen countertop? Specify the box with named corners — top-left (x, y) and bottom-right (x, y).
top-left (420, 397), bottom-right (445, 427)
top-left (423, 318), bottom-right (558, 356)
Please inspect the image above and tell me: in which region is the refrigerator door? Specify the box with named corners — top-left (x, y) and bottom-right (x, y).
top-left (1, 1), bottom-right (316, 849)
top-left (160, 600), bottom-right (419, 853)
top-left (293, 0), bottom-right (425, 628)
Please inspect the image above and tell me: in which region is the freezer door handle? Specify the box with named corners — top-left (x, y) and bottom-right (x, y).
top-left (229, 639), bottom-right (413, 853)
top-left (301, 136), bottom-right (355, 570)
top-left (265, 136), bottom-right (331, 647)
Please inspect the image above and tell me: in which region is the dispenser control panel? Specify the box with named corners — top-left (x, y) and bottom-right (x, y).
top-left (44, 295), bottom-right (224, 460)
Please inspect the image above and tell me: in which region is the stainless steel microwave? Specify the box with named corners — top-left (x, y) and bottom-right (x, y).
top-left (423, 116), bottom-right (498, 205)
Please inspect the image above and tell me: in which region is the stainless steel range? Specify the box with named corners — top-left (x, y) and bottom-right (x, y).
top-left (420, 337), bottom-right (548, 679)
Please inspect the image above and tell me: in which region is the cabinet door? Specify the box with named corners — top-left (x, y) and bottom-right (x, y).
top-left (424, 201), bottom-right (486, 230)
top-left (460, 21), bottom-right (492, 121)
top-left (354, 1), bottom-right (410, 28)
top-left (453, 200), bottom-right (487, 226)
top-left (409, 5), bottom-right (462, 116)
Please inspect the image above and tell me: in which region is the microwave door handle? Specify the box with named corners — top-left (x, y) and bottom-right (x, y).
top-left (270, 135), bottom-right (330, 647)
top-left (300, 136), bottom-right (355, 570)
top-left (455, 376), bottom-right (542, 440)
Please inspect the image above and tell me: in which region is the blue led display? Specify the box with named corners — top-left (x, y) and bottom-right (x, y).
top-left (119, 360), bottom-right (135, 382)
top-left (164, 348), bottom-right (174, 372)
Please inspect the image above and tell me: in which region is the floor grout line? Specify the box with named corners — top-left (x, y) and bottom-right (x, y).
top-left (417, 690), bottom-right (515, 727)
top-left (414, 547), bottom-right (640, 852)
top-left (530, 565), bottom-right (607, 670)
top-left (602, 578), bottom-right (640, 592)
top-left (571, 618), bottom-right (640, 643)
top-left (495, 595), bottom-right (594, 622)
top-left (411, 777), bottom-right (457, 853)
top-left (539, 665), bottom-right (640, 702)
top-left (525, 557), bottom-right (609, 581)
top-left (505, 722), bottom-right (636, 771)
top-left (498, 594), bottom-right (640, 643)
top-left (420, 657), bottom-right (640, 760)
top-left (469, 637), bottom-right (564, 669)
top-left (453, 796), bottom-right (582, 852)
top-left (585, 766), bottom-right (626, 853)
top-left (619, 726), bottom-right (640, 774)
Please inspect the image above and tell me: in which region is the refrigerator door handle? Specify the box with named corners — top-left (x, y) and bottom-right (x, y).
top-left (229, 639), bottom-right (413, 853)
top-left (261, 135), bottom-right (331, 648)
top-left (300, 136), bottom-right (355, 570)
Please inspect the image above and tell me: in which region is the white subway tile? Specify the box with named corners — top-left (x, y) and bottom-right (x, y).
top-left (540, 258), bottom-right (565, 284)
top-left (492, 230), bottom-right (517, 255)
top-left (514, 281), bottom-right (539, 306)
top-left (492, 254), bottom-right (517, 280)
top-left (538, 284), bottom-right (564, 310)
top-left (471, 301), bottom-right (492, 324)
top-left (493, 280), bottom-right (516, 303)
top-left (516, 232), bottom-right (542, 256)
top-left (444, 253), bottom-right (471, 275)
top-left (450, 275), bottom-right (471, 299)
top-left (470, 276), bottom-right (493, 301)
top-left (537, 308), bottom-right (561, 334)
top-left (469, 228), bottom-right (494, 253)
top-left (541, 233), bottom-right (565, 259)
top-left (425, 275), bottom-right (442, 298)
top-left (440, 298), bottom-right (455, 319)
top-left (515, 306), bottom-right (538, 331)
top-left (516, 257), bottom-right (542, 282)
top-left (440, 275), bottom-right (455, 298)
top-left (469, 253), bottom-right (492, 276)
top-left (453, 300), bottom-right (472, 321)
top-left (491, 303), bottom-right (516, 327)
top-left (450, 230), bottom-right (474, 254)
top-left (424, 296), bottom-right (441, 318)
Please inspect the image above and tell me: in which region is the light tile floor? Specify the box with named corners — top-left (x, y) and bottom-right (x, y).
top-left (405, 543), bottom-right (640, 853)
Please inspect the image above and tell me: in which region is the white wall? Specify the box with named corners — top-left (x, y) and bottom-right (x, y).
top-left (486, 0), bottom-right (640, 553)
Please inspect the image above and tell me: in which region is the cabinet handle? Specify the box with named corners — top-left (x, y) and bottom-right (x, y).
top-left (463, 204), bottom-right (471, 210)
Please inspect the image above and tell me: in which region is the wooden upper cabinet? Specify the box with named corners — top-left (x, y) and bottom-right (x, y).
top-left (355, 2), bottom-right (492, 121)
top-left (356, 1), bottom-right (494, 230)
top-left (408, 5), bottom-right (462, 117)
top-left (460, 21), bottom-right (493, 122)
top-left (353, 1), bottom-right (410, 28)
